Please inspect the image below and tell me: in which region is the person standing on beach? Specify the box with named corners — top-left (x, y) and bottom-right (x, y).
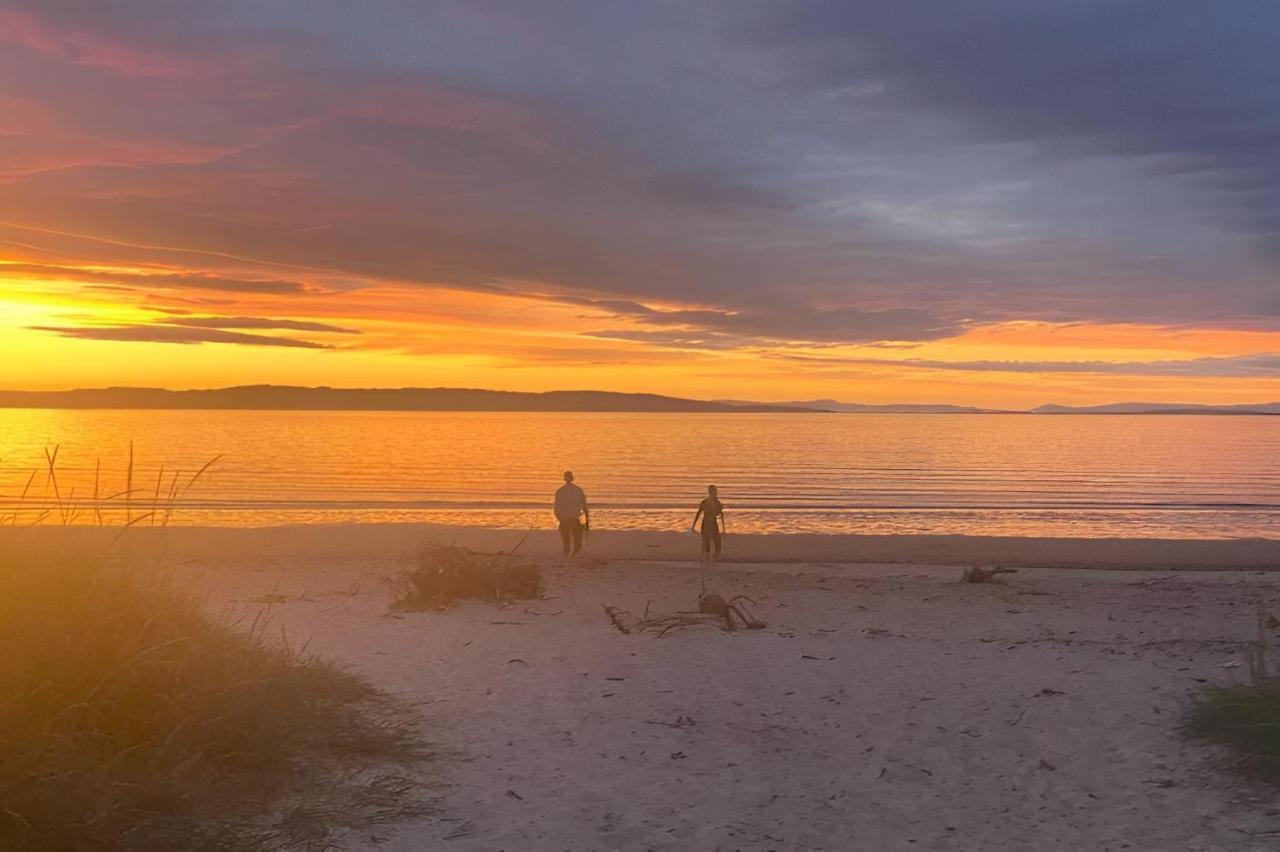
top-left (554, 470), bottom-right (589, 556)
top-left (691, 484), bottom-right (725, 565)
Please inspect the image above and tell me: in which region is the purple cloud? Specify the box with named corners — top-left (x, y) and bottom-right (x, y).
top-left (1, 1), bottom-right (1278, 351)
top-left (163, 316), bottom-right (360, 334)
top-left (29, 324), bottom-right (332, 349)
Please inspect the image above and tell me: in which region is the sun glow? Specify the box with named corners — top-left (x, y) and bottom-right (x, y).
top-left (4, 251), bottom-right (1280, 408)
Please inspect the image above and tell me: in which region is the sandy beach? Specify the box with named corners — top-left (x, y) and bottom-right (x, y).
top-left (11, 525), bottom-right (1280, 849)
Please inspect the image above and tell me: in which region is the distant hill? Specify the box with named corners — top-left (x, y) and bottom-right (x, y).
top-left (0, 386), bottom-right (812, 413)
top-left (726, 397), bottom-right (1280, 415)
top-left (1032, 402), bottom-right (1280, 415)
top-left (4, 387), bottom-right (1276, 414)
top-left (719, 399), bottom-right (1007, 414)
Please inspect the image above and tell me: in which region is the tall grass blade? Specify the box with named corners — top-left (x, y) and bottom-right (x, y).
top-left (125, 441), bottom-right (134, 526)
top-left (93, 459), bottom-right (102, 526)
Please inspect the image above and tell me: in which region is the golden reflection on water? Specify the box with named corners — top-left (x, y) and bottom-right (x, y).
top-left (0, 410), bottom-right (1276, 538)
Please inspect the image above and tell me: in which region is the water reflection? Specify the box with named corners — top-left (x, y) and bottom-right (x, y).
top-left (0, 410), bottom-right (1275, 538)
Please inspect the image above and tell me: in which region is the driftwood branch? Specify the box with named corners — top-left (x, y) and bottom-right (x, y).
top-left (602, 605), bottom-right (634, 635)
top-left (603, 591), bottom-right (766, 636)
top-left (960, 565), bottom-right (1018, 584)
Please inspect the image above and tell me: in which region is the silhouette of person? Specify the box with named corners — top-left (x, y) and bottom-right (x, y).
top-left (554, 470), bottom-right (589, 556)
top-left (691, 484), bottom-right (725, 564)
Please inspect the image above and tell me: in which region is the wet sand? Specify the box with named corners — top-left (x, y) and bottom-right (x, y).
top-left (10, 523), bottom-right (1279, 570)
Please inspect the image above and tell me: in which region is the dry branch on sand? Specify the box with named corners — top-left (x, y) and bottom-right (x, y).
top-left (961, 565), bottom-right (1018, 584)
top-left (394, 543), bottom-right (543, 611)
top-left (604, 592), bottom-right (765, 637)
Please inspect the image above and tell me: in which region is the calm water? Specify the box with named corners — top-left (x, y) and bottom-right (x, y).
top-left (0, 409), bottom-right (1276, 538)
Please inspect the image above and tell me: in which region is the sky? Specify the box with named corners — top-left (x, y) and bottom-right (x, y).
top-left (1, 0), bottom-right (1278, 408)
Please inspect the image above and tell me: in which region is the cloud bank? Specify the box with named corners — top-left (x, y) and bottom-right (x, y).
top-left (1, 1), bottom-right (1278, 400)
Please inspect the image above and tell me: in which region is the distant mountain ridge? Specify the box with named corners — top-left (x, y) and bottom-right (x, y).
top-left (729, 398), bottom-right (1280, 415)
top-left (718, 399), bottom-right (1008, 414)
top-left (0, 386), bottom-right (811, 413)
top-left (1031, 401), bottom-right (1280, 415)
top-left (1, 386), bottom-right (1276, 414)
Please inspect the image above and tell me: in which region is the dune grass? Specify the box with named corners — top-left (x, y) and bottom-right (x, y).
top-left (1188, 610), bottom-right (1280, 782)
top-left (2, 442), bottom-right (219, 528)
top-left (1189, 681), bottom-right (1280, 779)
top-left (394, 543), bottom-right (543, 611)
top-left (0, 546), bottom-right (431, 849)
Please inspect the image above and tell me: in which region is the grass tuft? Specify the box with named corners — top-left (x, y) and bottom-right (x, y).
top-left (0, 547), bottom-right (431, 849)
top-left (1189, 680), bottom-right (1280, 780)
top-left (394, 543), bottom-right (543, 611)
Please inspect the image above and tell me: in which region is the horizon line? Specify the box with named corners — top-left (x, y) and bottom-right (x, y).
top-left (1, 385), bottom-right (1278, 415)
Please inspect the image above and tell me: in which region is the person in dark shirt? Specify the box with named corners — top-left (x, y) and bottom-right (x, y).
top-left (554, 470), bottom-right (589, 556)
top-left (691, 484), bottom-right (725, 564)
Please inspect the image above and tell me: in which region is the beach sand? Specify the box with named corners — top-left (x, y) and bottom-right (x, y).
top-left (11, 525), bottom-right (1280, 849)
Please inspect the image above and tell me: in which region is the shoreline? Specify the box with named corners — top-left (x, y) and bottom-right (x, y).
top-left (7, 523), bottom-right (1278, 570)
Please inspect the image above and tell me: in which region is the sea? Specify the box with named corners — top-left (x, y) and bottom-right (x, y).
top-left (0, 409), bottom-right (1276, 538)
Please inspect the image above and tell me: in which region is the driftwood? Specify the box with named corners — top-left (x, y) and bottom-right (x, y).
top-left (603, 592), bottom-right (766, 637)
top-left (602, 605), bottom-right (637, 634)
top-left (697, 593), bottom-right (766, 631)
top-left (394, 542), bottom-right (542, 611)
top-left (960, 565), bottom-right (1018, 584)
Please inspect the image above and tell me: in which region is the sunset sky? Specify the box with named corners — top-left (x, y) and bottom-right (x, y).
top-left (2, 1), bottom-right (1278, 408)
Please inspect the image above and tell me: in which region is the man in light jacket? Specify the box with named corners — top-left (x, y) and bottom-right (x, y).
top-left (554, 470), bottom-right (589, 556)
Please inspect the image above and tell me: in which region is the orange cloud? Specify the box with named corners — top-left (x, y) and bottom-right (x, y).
top-left (1, 6), bottom-right (1277, 409)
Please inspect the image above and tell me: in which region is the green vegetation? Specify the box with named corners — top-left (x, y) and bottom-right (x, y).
top-left (0, 547), bottom-right (430, 849)
top-left (1189, 614), bottom-right (1280, 781)
top-left (1190, 681), bottom-right (1280, 780)
top-left (394, 543), bottom-right (543, 611)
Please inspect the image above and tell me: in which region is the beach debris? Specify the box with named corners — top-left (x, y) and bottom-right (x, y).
top-left (698, 592), bottom-right (766, 631)
top-left (603, 604), bottom-right (638, 634)
top-left (442, 819), bottom-right (475, 841)
top-left (392, 542), bottom-right (543, 611)
top-left (645, 715), bottom-right (697, 729)
top-left (251, 593), bottom-right (290, 605)
top-left (601, 593), bottom-right (766, 637)
top-left (960, 565), bottom-right (1019, 584)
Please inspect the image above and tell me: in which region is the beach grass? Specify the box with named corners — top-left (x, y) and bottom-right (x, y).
top-left (1189, 681), bottom-right (1280, 780)
top-left (394, 543), bottom-right (543, 611)
top-left (0, 546), bottom-right (431, 849)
